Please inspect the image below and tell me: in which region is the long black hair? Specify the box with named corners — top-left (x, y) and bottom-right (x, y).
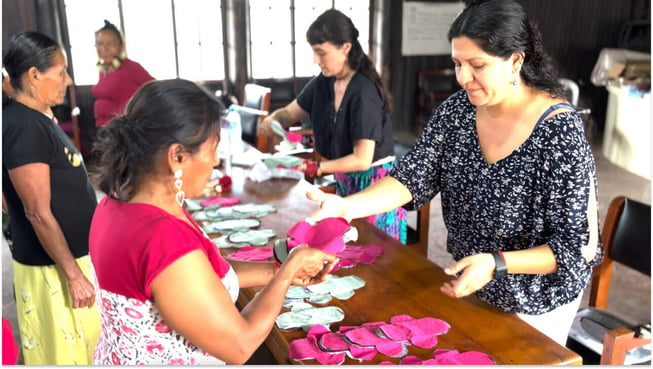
top-left (92, 79), bottom-right (224, 201)
top-left (448, 0), bottom-right (564, 97)
top-left (3, 31), bottom-right (62, 93)
top-left (307, 8), bottom-right (392, 113)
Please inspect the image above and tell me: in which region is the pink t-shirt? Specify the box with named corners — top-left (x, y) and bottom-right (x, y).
top-left (89, 196), bottom-right (231, 301)
top-left (91, 58), bottom-right (154, 127)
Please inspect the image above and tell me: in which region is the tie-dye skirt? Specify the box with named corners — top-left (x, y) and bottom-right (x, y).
top-left (335, 160), bottom-right (407, 244)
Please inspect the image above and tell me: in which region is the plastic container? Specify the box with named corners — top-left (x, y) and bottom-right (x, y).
top-left (217, 107), bottom-right (243, 174)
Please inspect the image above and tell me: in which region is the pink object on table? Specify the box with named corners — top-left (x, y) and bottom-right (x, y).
top-left (343, 324), bottom-right (408, 358)
top-left (225, 246), bottom-right (272, 262)
top-left (289, 325), bottom-right (346, 365)
top-left (380, 314), bottom-right (450, 348)
top-left (286, 131), bottom-right (303, 143)
top-left (286, 217), bottom-right (351, 253)
top-left (199, 196), bottom-right (241, 207)
top-left (336, 244), bottom-right (383, 263)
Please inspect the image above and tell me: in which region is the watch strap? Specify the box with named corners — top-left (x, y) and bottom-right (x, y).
top-left (492, 251), bottom-right (508, 279)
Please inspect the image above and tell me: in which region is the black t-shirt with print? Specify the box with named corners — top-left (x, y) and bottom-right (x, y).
top-left (2, 101), bottom-right (97, 265)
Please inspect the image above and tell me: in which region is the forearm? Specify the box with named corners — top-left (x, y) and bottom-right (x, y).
top-left (27, 210), bottom-right (84, 279)
top-left (502, 244), bottom-right (557, 275)
top-left (343, 176), bottom-right (412, 219)
top-left (269, 108), bottom-right (296, 129)
top-left (319, 153), bottom-right (372, 174)
top-left (231, 260), bottom-right (275, 288)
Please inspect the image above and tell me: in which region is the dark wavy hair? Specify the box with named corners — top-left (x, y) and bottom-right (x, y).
top-left (95, 19), bottom-right (124, 45)
top-left (2, 31), bottom-right (62, 93)
top-left (448, 0), bottom-right (564, 97)
top-left (307, 8), bottom-right (392, 113)
top-left (92, 79), bottom-right (224, 201)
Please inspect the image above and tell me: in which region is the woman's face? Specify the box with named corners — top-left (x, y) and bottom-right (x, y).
top-left (451, 36), bottom-right (515, 107)
top-left (311, 41), bottom-right (351, 78)
top-left (36, 50), bottom-right (72, 106)
top-left (180, 136), bottom-right (220, 199)
top-left (95, 30), bottom-right (123, 65)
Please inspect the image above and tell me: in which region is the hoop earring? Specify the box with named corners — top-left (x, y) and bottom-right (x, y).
top-left (174, 168), bottom-right (185, 207)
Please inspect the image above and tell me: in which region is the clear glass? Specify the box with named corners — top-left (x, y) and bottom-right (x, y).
top-left (63, 0), bottom-right (120, 85)
top-left (121, 0), bottom-right (176, 79)
top-left (174, 0), bottom-right (225, 81)
top-left (249, 0), bottom-right (293, 78)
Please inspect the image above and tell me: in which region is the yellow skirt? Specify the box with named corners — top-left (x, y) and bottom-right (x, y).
top-left (12, 255), bottom-right (100, 365)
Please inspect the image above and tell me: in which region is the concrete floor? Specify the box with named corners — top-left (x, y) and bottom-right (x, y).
top-left (2, 133), bottom-right (651, 364)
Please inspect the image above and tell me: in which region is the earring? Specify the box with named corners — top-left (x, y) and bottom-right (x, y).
top-left (174, 168), bottom-right (185, 207)
top-left (512, 74), bottom-right (518, 86)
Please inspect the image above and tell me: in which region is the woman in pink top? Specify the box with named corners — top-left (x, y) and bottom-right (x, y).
top-left (89, 79), bottom-right (338, 365)
top-left (91, 20), bottom-right (153, 128)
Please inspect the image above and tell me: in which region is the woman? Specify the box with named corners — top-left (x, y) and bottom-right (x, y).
top-left (2, 31), bottom-right (100, 364)
top-left (260, 9), bottom-right (406, 243)
top-left (89, 79), bottom-right (338, 365)
top-left (306, 0), bottom-right (603, 345)
top-left (92, 20), bottom-right (154, 128)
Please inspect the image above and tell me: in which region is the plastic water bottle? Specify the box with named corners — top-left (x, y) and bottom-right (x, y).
top-left (217, 107), bottom-right (243, 174)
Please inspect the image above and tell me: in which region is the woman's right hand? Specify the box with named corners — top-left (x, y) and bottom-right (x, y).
top-left (281, 245), bottom-right (338, 286)
top-left (258, 116), bottom-right (274, 136)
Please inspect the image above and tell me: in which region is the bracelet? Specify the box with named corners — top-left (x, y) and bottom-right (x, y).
top-left (273, 261), bottom-right (281, 275)
top-left (492, 251), bottom-right (508, 279)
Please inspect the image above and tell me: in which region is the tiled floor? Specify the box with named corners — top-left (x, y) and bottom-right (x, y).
top-left (2, 134), bottom-right (651, 364)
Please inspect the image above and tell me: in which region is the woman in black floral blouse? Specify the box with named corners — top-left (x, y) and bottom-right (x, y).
top-left (307, 0), bottom-right (602, 345)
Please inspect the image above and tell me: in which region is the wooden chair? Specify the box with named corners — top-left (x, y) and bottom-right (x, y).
top-left (240, 83), bottom-right (272, 153)
top-left (567, 196), bottom-right (651, 365)
top-left (417, 68), bottom-right (457, 133)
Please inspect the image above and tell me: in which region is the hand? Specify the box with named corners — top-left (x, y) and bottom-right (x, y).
top-left (283, 245), bottom-right (338, 286)
top-left (305, 188), bottom-right (351, 223)
top-left (301, 160), bottom-right (320, 177)
top-left (440, 253), bottom-right (495, 298)
top-left (66, 274), bottom-right (96, 308)
top-left (259, 116), bottom-right (274, 136)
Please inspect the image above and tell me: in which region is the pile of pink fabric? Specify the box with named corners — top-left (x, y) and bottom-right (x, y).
top-left (288, 314), bottom-right (494, 365)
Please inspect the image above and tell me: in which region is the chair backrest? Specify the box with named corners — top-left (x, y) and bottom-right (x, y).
top-left (240, 83), bottom-right (272, 152)
top-left (417, 69), bottom-right (457, 133)
top-left (589, 196), bottom-right (651, 309)
top-left (558, 78), bottom-right (580, 107)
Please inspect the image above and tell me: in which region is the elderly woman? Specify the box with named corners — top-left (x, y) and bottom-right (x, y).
top-left (89, 79), bottom-right (338, 365)
top-left (92, 20), bottom-right (154, 128)
top-left (2, 31), bottom-right (100, 364)
top-left (307, 0), bottom-right (603, 346)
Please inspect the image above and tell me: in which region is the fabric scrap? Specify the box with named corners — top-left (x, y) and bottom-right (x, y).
top-left (199, 196), bottom-right (241, 207)
top-left (225, 246), bottom-right (272, 262)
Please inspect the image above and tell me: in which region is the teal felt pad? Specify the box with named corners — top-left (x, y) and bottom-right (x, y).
top-left (307, 275), bottom-right (366, 296)
top-left (185, 199), bottom-right (203, 211)
top-left (227, 229), bottom-right (276, 245)
top-left (263, 155), bottom-right (303, 169)
top-left (231, 203), bottom-right (277, 217)
top-left (202, 218), bottom-right (261, 233)
top-left (212, 235), bottom-right (249, 248)
top-left (276, 305), bottom-right (345, 331)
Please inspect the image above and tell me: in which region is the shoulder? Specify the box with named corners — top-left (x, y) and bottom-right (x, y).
top-left (350, 73), bottom-right (377, 93)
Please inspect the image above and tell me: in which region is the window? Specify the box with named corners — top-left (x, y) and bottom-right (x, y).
top-left (64, 0), bottom-right (225, 85)
top-left (249, 0), bottom-right (370, 79)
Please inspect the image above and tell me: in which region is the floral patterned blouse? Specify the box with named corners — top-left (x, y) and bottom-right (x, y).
top-left (390, 90), bottom-right (603, 315)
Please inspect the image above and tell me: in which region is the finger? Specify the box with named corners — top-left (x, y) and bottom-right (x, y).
top-left (305, 188), bottom-right (326, 202)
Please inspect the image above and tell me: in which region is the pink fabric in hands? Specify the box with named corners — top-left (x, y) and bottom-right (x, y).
top-left (336, 244), bottom-right (384, 263)
top-left (199, 196), bottom-right (241, 207)
top-left (289, 325), bottom-right (346, 365)
top-left (380, 314), bottom-right (450, 348)
top-left (225, 246), bottom-right (272, 261)
top-left (286, 217), bottom-right (350, 253)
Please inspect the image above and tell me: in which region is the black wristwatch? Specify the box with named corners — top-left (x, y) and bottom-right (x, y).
top-left (492, 251), bottom-right (508, 279)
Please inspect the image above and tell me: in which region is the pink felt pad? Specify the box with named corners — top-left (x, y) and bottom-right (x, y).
top-left (382, 315), bottom-right (450, 348)
top-left (199, 196), bottom-right (241, 207)
top-left (286, 131), bottom-right (303, 143)
top-left (429, 349), bottom-right (495, 365)
top-left (289, 335), bottom-right (346, 365)
top-left (343, 326), bottom-right (406, 357)
top-left (336, 245), bottom-right (383, 263)
top-left (287, 217), bottom-right (350, 253)
top-left (318, 332), bottom-right (350, 352)
top-left (225, 246), bottom-right (272, 262)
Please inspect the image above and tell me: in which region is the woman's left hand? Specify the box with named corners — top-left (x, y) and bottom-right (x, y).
top-left (440, 253), bottom-right (495, 298)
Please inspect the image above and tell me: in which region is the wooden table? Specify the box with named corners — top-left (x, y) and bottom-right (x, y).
top-left (200, 165), bottom-right (582, 365)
